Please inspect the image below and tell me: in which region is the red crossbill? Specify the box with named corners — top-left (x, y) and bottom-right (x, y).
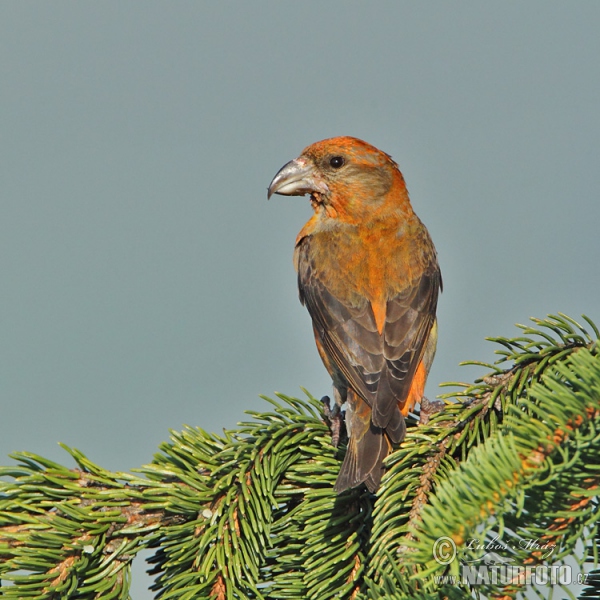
top-left (268, 136), bottom-right (441, 493)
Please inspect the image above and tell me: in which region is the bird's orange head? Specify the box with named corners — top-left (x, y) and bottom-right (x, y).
top-left (268, 136), bottom-right (410, 223)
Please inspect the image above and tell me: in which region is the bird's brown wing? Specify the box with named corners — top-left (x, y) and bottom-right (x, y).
top-left (373, 265), bottom-right (441, 431)
top-left (297, 236), bottom-right (441, 436)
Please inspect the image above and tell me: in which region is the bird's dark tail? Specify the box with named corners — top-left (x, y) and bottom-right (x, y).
top-left (333, 391), bottom-right (406, 493)
top-left (334, 424), bottom-right (390, 493)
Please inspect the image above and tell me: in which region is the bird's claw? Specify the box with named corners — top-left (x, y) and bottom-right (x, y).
top-left (321, 396), bottom-right (345, 447)
top-left (419, 396), bottom-right (445, 425)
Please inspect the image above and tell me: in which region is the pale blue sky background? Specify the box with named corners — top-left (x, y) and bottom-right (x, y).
top-left (1, 3), bottom-right (599, 597)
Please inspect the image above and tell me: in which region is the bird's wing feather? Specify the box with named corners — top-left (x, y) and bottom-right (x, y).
top-left (373, 265), bottom-right (441, 428)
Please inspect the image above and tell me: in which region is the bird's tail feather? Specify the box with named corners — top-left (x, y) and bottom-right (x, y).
top-left (334, 424), bottom-right (391, 493)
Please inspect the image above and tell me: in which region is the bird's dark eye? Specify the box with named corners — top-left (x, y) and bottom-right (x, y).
top-left (329, 156), bottom-right (345, 169)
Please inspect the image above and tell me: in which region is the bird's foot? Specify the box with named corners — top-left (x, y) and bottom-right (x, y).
top-left (419, 396), bottom-right (445, 425)
top-left (321, 396), bottom-right (345, 447)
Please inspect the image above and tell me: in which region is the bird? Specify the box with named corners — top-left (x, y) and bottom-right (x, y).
top-left (268, 136), bottom-right (441, 493)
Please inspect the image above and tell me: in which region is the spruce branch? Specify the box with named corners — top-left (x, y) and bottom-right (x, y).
top-left (0, 313), bottom-right (599, 599)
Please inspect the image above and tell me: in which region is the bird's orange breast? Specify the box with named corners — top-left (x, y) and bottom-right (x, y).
top-left (296, 212), bottom-right (431, 334)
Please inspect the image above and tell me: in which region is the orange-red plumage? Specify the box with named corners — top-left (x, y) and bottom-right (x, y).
top-left (269, 136), bottom-right (441, 493)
